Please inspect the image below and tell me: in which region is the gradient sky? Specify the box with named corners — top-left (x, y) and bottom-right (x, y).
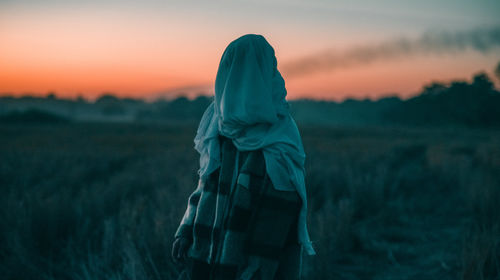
top-left (1, 0), bottom-right (499, 100)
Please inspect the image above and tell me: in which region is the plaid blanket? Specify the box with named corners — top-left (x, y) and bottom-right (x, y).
top-left (175, 136), bottom-right (303, 280)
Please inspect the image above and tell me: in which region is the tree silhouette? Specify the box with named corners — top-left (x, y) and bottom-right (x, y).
top-left (494, 61), bottom-right (500, 81)
top-left (384, 72), bottom-right (500, 126)
top-left (96, 93), bottom-right (125, 116)
top-left (472, 72), bottom-right (494, 92)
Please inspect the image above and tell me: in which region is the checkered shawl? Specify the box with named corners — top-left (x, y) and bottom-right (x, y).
top-left (175, 136), bottom-right (302, 280)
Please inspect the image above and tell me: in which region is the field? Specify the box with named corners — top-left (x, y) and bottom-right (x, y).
top-left (0, 122), bottom-right (499, 280)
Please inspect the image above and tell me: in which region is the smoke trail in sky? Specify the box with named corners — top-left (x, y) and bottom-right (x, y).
top-left (282, 26), bottom-right (500, 77)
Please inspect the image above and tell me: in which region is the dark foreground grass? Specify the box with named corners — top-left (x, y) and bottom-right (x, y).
top-left (0, 123), bottom-right (499, 280)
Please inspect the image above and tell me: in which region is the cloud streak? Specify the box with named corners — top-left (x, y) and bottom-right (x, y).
top-left (282, 26), bottom-right (500, 77)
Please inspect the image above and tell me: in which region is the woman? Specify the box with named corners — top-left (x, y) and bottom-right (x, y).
top-left (172, 34), bottom-right (315, 280)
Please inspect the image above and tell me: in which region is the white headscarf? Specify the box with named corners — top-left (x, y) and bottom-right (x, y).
top-left (194, 34), bottom-right (315, 255)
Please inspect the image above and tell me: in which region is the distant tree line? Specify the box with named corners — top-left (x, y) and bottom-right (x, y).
top-left (1, 72), bottom-right (499, 127)
top-left (383, 72), bottom-right (500, 126)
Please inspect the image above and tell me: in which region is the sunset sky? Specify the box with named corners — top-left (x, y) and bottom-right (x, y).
top-left (1, 0), bottom-right (499, 101)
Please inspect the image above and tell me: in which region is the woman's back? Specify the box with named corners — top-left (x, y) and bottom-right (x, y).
top-left (173, 34), bottom-right (313, 280)
top-left (176, 136), bottom-right (302, 279)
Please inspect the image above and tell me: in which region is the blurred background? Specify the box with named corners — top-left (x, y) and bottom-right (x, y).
top-left (0, 0), bottom-right (499, 279)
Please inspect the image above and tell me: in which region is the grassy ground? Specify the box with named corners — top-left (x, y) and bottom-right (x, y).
top-left (0, 123), bottom-right (499, 280)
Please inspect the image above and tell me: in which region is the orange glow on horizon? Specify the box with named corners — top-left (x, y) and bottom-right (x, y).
top-left (1, 8), bottom-right (498, 101)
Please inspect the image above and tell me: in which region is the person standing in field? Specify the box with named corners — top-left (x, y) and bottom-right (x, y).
top-left (172, 34), bottom-right (315, 280)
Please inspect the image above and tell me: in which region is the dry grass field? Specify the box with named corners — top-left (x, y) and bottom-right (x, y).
top-left (0, 122), bottom-right (499, 279)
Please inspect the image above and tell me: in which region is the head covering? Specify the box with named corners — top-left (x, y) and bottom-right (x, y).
top-left (194, 34), bottom-right (315, 255)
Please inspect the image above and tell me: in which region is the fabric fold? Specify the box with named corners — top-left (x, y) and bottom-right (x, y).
top-left (194, 34), bottom-right (315, 255)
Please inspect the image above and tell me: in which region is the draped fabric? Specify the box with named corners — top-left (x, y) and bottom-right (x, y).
top-left (194, 34), bottom-right (315, 255)
top-left (176, 136), bottom-right (302, 279)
